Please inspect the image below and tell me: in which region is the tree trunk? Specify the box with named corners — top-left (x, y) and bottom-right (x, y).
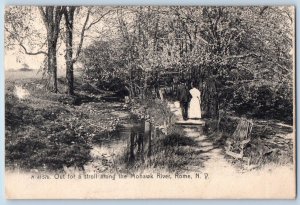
top-left (127, 62), bottom-right (133, 100)
top-left (39, 6), bottom-right (64, 93)
top-left (64, 8), bottom-right (75, 95)
top-left (47, 35), bottom-right (58, 93)
top-left (142, 71), bottom-right (148, 99)
top-left (202, 77), bottom-right (219, 119)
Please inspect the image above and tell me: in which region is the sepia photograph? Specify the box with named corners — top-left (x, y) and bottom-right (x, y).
top-left (4, 5), bottom-right (295, 199)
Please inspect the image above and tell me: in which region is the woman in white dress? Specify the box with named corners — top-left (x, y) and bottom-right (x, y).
top-left (188, 84), bottom-right (201, 119)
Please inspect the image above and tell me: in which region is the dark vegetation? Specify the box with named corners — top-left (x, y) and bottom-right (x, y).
top-left (5, 77), bottom-right (131, 171)
top-left (5, 72), bottom-right (294, 172)
top-left (78, 7), bottom-right (293, 124)
top-left (5, 6), bottom-right (294, 172)
top-left (5, 6), bottom-right (293, 124)
top-left (204, 114), bottom-right (293, 169)
top-left (113, 125), bottom-right (206, 173)
top-left (162, 133), bottom-right (198, 147)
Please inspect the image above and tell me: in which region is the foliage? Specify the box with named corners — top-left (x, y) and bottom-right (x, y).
top-left (5, 76), bottom-right (132, 171)
top-left (205, 115), bottom-right (293, 169)
top-left (5, 93), bottom-right (92, 170)
top-left (129, 98), bottom-right (173, 128)
top-left (6, 6), bottom-right (294, 121)
top-left (78, 6), bottom-right (294, 123)
top-left (161, 133), bottom-right (198, 147)
top-left (5, 6), bottom-right (295, 173)
top-left (80, 40), bottom-right (127, 83)
top-left (6, 128), bottom-right (91, 170)
top-left (227, 83), bottom-right (293, 123)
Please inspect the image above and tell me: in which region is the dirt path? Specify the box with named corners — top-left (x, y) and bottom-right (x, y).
top-left (168, 102), bottom-right (237, 176)
top-left (82, 101), bottom-right (293, 177)
top-left (167, 101), bottom-right (295, 178)
top-left (184, 127), bottom-right (239, 176)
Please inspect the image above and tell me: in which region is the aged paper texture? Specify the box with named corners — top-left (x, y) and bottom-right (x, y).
top-left (4, 5), bottom-right (296, 199)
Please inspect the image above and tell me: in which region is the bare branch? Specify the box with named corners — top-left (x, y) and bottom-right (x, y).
top-left (71, 8), bottom-right (112, 63)
top-left (224, 53), bottom-right (261, 60)
top-left (72, 7), bottom-right (91, 63)
top-left (53, 6), bottom-right (64, 39)
top-left (5, 23), bottom-right (48, 56)
top-left (85, 10), bottom-right (112, 31)
top-left (38, 7), bottom-right (50, 31)
top-left (270, 7), bottom-right (293, 23)
top-left (259, 6), bottom-right (268, 15)
top-left (19, 43), bottom-right (48, 56)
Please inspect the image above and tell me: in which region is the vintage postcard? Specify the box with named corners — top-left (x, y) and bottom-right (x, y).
top-left (4, 5), bottom-right (295, 199)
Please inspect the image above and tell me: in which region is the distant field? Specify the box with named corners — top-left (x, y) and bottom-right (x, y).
top-left (5, 69), bottom-right (83, 81)
top-left (5, 70), bottom-right (43, 81)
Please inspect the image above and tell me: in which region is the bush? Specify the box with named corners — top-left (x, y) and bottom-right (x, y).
top-left (6, 122), bottom-right (92, 171)
top-left (224, 83), bottom-right (293, 124)
top-left (161, 133), bottom-right (197, 147)
top-left (5, 93), bottom-right (92, 171)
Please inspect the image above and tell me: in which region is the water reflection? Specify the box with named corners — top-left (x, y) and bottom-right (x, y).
top-left (117, 120), bottom-right (158, 167)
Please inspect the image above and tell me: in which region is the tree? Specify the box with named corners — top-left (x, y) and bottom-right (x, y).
top-left (63, 6), bottom-right (76, 95)
top-left (5, 6), bottom-right (64, 93)
top-left (197, 6), bottom-right (294, 119)
top-left (79, 6), bottom-right (293, 122)
top-left (63, 6), bottom-right (111, 95)
top-left (39, 6), bottom-right (64, 93)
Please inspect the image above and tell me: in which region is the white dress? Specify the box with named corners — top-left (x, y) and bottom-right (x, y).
top-left (188, 88), bottom-right (201, 119)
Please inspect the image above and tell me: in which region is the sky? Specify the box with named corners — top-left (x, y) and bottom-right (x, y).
top-left (4, 6), bottom-right (109, 71)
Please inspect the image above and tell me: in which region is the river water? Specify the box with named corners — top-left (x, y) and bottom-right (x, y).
top-left (84, 119), bottom-right (162, 173)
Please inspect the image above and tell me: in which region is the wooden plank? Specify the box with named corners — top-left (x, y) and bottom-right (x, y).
top-left (225, 118), bottom-right (253, 159)
top-left (175, 119), bottom-right (205, 126)
top-left (159, 89), bottom-right (164, 100)
top-left (225, 149), bottom-right (243, 159)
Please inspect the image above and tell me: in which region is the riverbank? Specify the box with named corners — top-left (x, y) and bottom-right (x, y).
top-left (5, 73), bottom-right (206, 174)
top-left (5, 71), bottom-right (294, 174)
top-left (5, 73), bottom-right (132, 171)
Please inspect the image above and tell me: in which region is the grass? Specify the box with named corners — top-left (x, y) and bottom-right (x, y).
top-left (5, 69), bottom-right (43, 81)
top-left (113, 125), bottom-right (206, 174)
top-left (205, 115), bottom-right (294, 170)
top-left (5, 70), bottom-right (131, 172)
top-left (161, 133), bottom-right (198, 147)
top-left (5, 70), bottom-right (294, 174)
